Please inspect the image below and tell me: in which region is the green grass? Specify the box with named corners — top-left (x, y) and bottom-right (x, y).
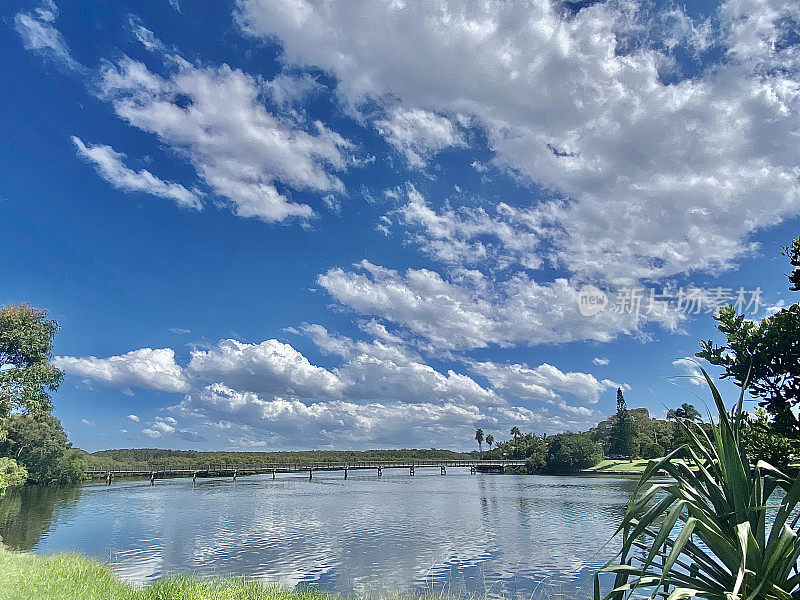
top-left (584, 459), bottom-right (651, 473)
top-left (0, 549), bottom-right (340, 600)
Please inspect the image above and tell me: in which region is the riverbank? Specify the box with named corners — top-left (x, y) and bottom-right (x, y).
top-left (583, 458), bottom-right (651, 474)
top-left (0, 549), bottom-right (338, 600)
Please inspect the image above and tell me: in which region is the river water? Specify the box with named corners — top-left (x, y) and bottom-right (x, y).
top-left (0, 469), bottom-right (640, 599)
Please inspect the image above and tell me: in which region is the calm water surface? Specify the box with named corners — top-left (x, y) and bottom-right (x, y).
top-left (0, 469), bottom-right (639, 599)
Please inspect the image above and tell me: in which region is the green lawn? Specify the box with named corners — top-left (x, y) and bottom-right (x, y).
top-left (584, 459), bottom-right (651, 473)
top-left (0, 549), bottom-right (340, 600)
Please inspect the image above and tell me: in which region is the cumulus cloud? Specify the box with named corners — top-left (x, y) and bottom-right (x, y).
top-left (374, 107), bottom-right (464, 167)
top-left (469, 361), bottom-right (619, 405)
top-left (142, 416), bottom-right (203, 441)
top-left (187, 338), bottom-right (344, 399)
top-left (303, 324), bottom-right (503, 407)
top-left (96, 47), bottom-right (353, 222)
top-left (173, 382), bottom-right (548, 447)
top-left (395, 185), bottom-right (543, 270)
top-left (127, 414), bottom-right (141, 422)
top-left (236, 0), bottom-right (800, 284)
top-left (53, 348), bottom-right (189, 393)
top-left (72, 136), bottom-right (201, 209)
top-left (318, 260), bottom-right (681, 351)
top-left (14, 1), bottom-right (83, 72)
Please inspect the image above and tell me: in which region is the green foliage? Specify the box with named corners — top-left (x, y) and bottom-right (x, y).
top-left (474, 428), bottom-right (484, 457)
top-left (609, 389), bottom-right (639, 458)
top-left (87, 448), bottom-right (471, 470)
top-left (0, 458), bottom-right (27, 498)
top-left (0, 304), bottom-right (63, 438)
top-left (741, 408), bottom-right (800, 469)
top-left (0, 413), bottom-right (86, 485)
top-left (640, 442), bottom-right (664, 459)
top-left (542, 433), bottom-right (603, 474)
top-left (595, 371), bottom-right (800, 600)
top-left (0, 548), bottom-right (346, 600)
top-left (697, 236), bottom-right (800, 438)
top-left (667, 403), bottom-right (701, 422)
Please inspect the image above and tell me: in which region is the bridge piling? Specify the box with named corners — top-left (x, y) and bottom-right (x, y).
top-left (344, 468), bottom-right (348, 480)
top-left (441, 466), bottom-right (446, 475)
top-left (150, 472), bottom-right (155, 485)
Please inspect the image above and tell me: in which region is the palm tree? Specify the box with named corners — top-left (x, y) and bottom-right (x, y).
top-left (486, 434), bottom-right (494, 454)
top-left (475, 428), bottom-right (484, 458)
top-left (667, 402), bottom-right (702, 422)
top-left (510, 426), bottom-right (521, 457)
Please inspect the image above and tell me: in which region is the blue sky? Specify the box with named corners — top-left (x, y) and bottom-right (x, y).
top-left (2, 0), bottom-right (798, 452)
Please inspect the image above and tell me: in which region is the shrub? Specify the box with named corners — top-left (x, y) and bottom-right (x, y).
top-left (596, 370), bottom-right (800, 600)
top-left (0, 457), bottom-right (27, 498)
top-left (543, 433), bottom-right (603, 474)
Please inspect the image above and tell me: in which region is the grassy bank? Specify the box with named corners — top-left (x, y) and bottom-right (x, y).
top-left (583, 458), bottom-right (651, 473)
top-left (0, 549), bottom-right (337, 600)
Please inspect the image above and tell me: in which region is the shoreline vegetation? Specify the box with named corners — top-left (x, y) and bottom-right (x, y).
top-left (0, 548), bottom-right (342, 600)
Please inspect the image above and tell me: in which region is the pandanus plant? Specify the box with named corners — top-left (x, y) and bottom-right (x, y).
top-left (595, 369), bottom-right (800, 600)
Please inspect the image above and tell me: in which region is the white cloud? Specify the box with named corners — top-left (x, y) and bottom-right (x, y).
top-left (672, 357), bottom-right (706, 387)
top-left (173, 382), bottom-right (550, 447)
top-left (303, 324), bottom-right (503, 407)
top-left (142, 416), bottom-right (203, 441)
top-left (97, 52), bottom-right (353, 222)
top-left (187, 338), bottom-right (344, 399)
top-left (127, 414), bottom-right (141, 422)
top-left (14, 1), bottom-right (83, 72)
top-left (54, 348), bottom-right (189, 393)
top-left (72, 137), bottom-right (201, 209)
top-left (318, 260), bottom-right (681, 351)
top-left (395, 185), bottom-right (543, 270)
top-left (264, 73), bottom-right (323, 107)
top-left (237, 0), bottom-right (800, 284)
top-left (80, 418), bottom-right (96, 427)
top-left (592, 357), bottom-right (610, 366)
top-left (469, 360), bottom-right (618, 405)
top-left (374, 107), bottom-right (464, 167)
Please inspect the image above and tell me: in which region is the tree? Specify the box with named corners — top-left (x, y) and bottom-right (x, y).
top-left (697, 236), bottom-right (800, 438)
top-left (609, 388), bottom-right (639, 458)
top-left (0, 304), bottom-right (63, 439)
top-left (0, 457), bottom-right (27, 498)
top-left (475, 428), bottom-right (484, 458)
top-left (510, 426), bottom-right (521, 457)
top-left (485, 434), bottom-right (494, 452)
top-left (741, 408), bottom-right (799, 469)
top-left (666, 402), bottom-right (701, 422)
top-left (0, 413), bottom-right (86, 484)
top-left (543, 433), bottom-right (603, 474)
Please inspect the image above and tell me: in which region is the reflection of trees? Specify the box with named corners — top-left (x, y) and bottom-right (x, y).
top-left (0, 485), bottom-right (82, 550)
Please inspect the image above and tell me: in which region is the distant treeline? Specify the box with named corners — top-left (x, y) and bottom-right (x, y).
top-left (87, 448), bottom-right (471, 469)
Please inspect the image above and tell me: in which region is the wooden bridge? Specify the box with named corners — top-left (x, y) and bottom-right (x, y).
top-left (86, 459), bottom-right (528, 484)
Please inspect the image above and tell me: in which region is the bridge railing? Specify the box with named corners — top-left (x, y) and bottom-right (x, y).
top-left (85, 459), bottom-right (526, 475)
